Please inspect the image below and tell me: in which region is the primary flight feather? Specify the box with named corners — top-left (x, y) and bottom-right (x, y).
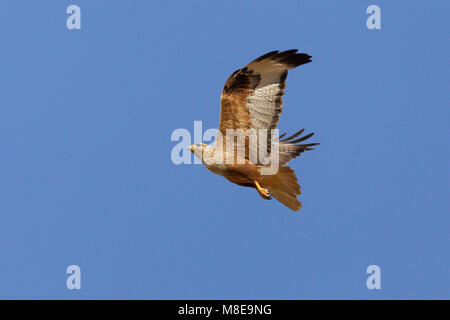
top-left (188, 49), bottom-right (319, 212)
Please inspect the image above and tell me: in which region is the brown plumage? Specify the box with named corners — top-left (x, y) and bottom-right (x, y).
top-left (188, 49), bottom-right (319, 212)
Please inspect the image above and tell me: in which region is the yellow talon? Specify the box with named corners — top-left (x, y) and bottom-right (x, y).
top-left (255, 181), bottom-right (271, 200)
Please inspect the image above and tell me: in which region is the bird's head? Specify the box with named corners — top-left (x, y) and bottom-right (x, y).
top-left (187, 143), bottom-right (209, 160)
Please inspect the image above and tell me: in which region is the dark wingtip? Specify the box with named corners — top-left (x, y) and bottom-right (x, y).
top-left (275, 49), bottom-right (299, 58)
top-left (280, 130), bottom-right (319, 150)
top-left (254, 49), bottom-right (312, 68)
top-left (281, 52), bottom-right (312, 68)
top-left (290, 132), bottom-right (314, 144)
top-left (280, 128), bottom-right (305, 142)
top-left (254, 50), bottom-right (279, 62)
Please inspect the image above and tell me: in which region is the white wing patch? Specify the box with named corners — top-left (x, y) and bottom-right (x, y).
top-left (246, 81), bottom-right (284, 130)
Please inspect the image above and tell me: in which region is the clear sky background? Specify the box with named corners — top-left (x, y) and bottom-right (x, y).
top-left (0, 1), bottom-right (448, 299)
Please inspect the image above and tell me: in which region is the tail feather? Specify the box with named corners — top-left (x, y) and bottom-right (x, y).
top-left (261, 166), bottom-right (302, 212)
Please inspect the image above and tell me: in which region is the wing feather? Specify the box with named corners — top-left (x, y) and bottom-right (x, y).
top-left (216, 50), bottom-right (312, 164)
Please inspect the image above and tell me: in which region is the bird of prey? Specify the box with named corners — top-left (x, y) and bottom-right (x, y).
top-left (188, 49), bottom-right (319, 211)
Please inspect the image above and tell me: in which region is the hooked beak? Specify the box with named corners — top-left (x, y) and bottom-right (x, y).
top-left (186, 145), bottom-right (194, 151)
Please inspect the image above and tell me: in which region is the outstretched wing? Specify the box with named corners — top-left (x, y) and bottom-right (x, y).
top-left (217, 50), bottom-right (311, 164)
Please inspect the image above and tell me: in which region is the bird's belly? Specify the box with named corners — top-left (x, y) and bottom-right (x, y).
top-left (206, 163), bottom-right (258, 185)
top-left (206, 163), bottom-right (229, 175)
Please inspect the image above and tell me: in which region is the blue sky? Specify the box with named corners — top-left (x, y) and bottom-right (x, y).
top-left (0, 1), bottom-right (448, 299)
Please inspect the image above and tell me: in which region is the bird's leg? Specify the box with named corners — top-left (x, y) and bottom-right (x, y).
top-left (254, 180), bottom-right (271, 200)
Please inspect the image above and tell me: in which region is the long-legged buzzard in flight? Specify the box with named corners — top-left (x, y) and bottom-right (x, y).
top-left (188, 50), bottom-right (319, 212)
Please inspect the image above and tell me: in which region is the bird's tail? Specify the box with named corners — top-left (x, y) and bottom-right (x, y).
top-left (261, 166), bottom-right (302, 212)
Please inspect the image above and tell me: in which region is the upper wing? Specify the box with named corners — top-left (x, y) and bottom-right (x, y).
top-left (217, 50), bottom-right (311, 164)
